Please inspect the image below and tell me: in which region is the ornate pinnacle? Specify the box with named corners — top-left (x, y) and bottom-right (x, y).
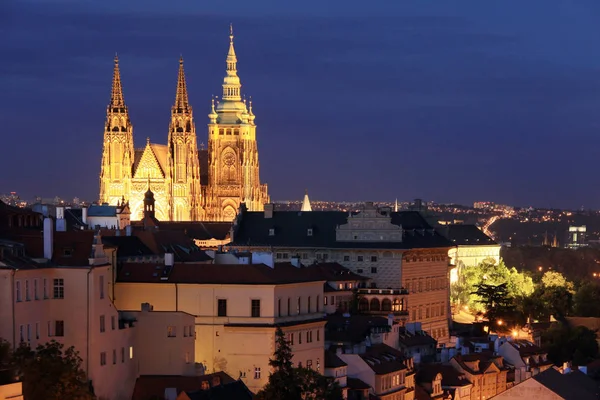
top-left (110, 54), bottom-right (126, 108)
top-left (174, 56), bottom-right (190, 112)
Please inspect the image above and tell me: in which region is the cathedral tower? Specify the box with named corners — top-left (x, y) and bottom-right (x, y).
top-left (99, 55), bottom-right (135, 206)
top-left (166, 58), bottom-right (203, 221)
top-left (205, 25), bottom-right (269, 221)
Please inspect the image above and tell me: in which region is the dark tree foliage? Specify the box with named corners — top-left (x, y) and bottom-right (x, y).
top-left (12, 340), bottom-right (95, 400)
top-left (256, 328), bottom-right (342, 400)
top-left (573, 282), bottom-right (600, 317)
top-left (471, 283), bottom-right (516, 328)
top-left (542, 324), bottom-right (599, 366)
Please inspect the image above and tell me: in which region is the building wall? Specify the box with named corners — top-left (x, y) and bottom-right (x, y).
top-left (490, 377), bottom-right (562, 400)
top-left (114, 279), bottom-right (325, 393)
top-left (1, 265), bottom-right (137, 400)
top-left (0, 382), bottom-right (23, 400)
top-left (124, 309), bottom-right (196, 376)
top-left (87, 216), bottom-right (119, 230)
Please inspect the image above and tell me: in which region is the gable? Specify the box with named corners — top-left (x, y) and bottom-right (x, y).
top-left (134, 143), bottom-right (165, 179)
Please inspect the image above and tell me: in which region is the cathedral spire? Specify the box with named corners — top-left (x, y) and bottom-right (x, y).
top-left (222, 24), bottom-right (242, 101)
top-left (174, 56), bottom-right (190, 112)
top-left (110, 54), bottom-right (126, 108)
top-left (301, 190), bottom-right (312, 212)
top-left (394, 198), bottom-right (398, 212)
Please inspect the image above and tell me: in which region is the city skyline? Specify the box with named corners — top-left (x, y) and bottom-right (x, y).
top-left (2, 0), bottom-right (600, 209)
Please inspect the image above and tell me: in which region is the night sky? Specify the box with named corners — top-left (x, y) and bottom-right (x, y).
top-left (2, 0), bottom-right (600, 208)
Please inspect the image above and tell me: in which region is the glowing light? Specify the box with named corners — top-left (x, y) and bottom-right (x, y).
top-left (512, 330), bottom-right (518, 337)
top-left (538, 266), bottom-right (543, 272)
top-left (594, 273), bottom-right (597, 277)
top-left (463, 305), bottom-right (469, 311)
top-left (497, 319), bottom-right (504, 326)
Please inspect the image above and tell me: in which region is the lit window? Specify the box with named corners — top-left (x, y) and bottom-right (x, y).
top-left (268, 228), bottom-right (275, 236)
top-left (167, 326), bottom-right (176, 337)
top-left (129, 346), bottom-right (134, 359)
top-left (307, 360), bottom-right (313, 370)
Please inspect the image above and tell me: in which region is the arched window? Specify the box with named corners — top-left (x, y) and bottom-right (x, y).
top-left (382, 298), bottom-right (392, 312)
top-left (392, 298), bottom-right (403, 312)
top-left (359, 298), bottom-right (369, 312)
top-left (369, 298), bottom-right (380, 311)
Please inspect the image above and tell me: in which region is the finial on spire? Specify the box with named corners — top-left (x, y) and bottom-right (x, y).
top-left (230, 23), bottom-right (234, 43)
top-left (146, 137), bottom-right (150, 145)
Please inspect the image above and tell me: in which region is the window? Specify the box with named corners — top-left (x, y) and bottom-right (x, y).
top-left (299, 332), bottom-right (302, 344)
top-left (55, 320), bottom-right (64, 337)
top-left (43, 278), bottom-right (48, 299)
top-left (167, 326), bottom-right (176, 337)
top-left (27, 324), bottom-right (31, 341)
top-left (34, 279), bottom-right (39, 300)
top-left (278, 299), bottom-right (281, 317)
top-left (268, 228), bottom-right (275, 236)
top-left (100, 352), bottom-right (107, 366)
top-left (371, 256), bottom-right (377, 262)
top-left (357, 268), bottom-right (363, 273)
top-left (25, 280), bottom-right (30, 301)
top-left (357, 256), bottom-right (364, 262)
top-left (129, 346), bottom-right (134, 359)
top-left (289, 333), bottom-right (294, 345)
top-left (185, 352), bottom-right (191, 364)
top-left (317, 358), bottom-right (320, 372)
top-left (307, 360), bottom-right (313, 370)
top-left (111, 316), bottom-right (116, 330)
top-left (47, 321), bottom-right (52, 337)
top-left (217, 299), bottom-right (227, 317)
top-left (343, 255), bottom-right (350, 262)
top-left (308, 297), bottom-right (311, 313)
top-left (112, 349), bottom-right (117, 365)
top-left (99, 275), bottom-right (105, 299)
top-left (324, 296), bottom-right (328, 306)
top-left (287, 298), bottom-right (291, 316)
top-left (307, 331), bottom-right (313, 343)
top-left (251, 299), bottom-right (261, 318)
top-left (184, 326), bottom-right (188, 337)
top-left (317, 329), bottom-right (320, 341)
top-left (19, 325), bottom-right (24, 342)
top-left (121, 347), bottom-right (125, 363)
top-left (297, 297), bottom-right (301, 314)
top-left (316, 296), bottom-right (320, 312)
top-left (254, 367), bottom-right (261, 379)
top-left (302, 253), bottom-right (308, 259)
top-left (331, 296), bottom-right (335, 305)
top-left (100, 315), bottom-right (106, 333)
top-left (16, 281), bottom-right (21, 302)
top-left (35, 322), bottom-right (39, 339)
top-left (371, 267), bottom-right (377, 274)
top-left (53, 278), bottom-right (64, 299)
top-left (307, 228), bottom-right (313, 236)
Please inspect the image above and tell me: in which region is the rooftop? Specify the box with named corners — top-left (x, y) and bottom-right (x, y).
top-left (231, 210), bottom-right (454, 250)
top-left (440, 224), bottom-right (497, 246)
top-left (532, 368), bottom-right (600, 399)
top-left (359, 344), bottom-right (409, 375)
top-left (325, 314), bottom-right (391, 344)
top-left (131, 372), bottom-right (236, 400)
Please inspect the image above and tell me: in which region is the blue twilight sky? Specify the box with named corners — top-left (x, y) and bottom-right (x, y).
top-left (1, 0), bottom-right (600, 208)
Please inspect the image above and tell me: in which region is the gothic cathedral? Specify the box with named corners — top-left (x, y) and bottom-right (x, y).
top-left (99, 27), bottom-right (269, 221)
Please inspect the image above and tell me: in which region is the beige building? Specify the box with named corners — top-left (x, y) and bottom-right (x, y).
top-left (449, 354), bottom-right (508, 400)
top-left (114, 261), bottom-right (328, 392)
top-left (99, 26), bottom-right (269, 222)
top-left (230, 202), bottom-right (455, 344)
top-left (497, 339), bottom-right (553, 384)
top-left (0, 382), bottom-right (22, 400)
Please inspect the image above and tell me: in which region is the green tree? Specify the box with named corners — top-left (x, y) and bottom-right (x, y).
top-left (12, 340), bottom-right (95, 400)
top-left (256, 328), bottom-right (342, 400)
top-left (471, 283), bottom-right (515, 328)
top-left (541, 271), bottom-right (575, 292)
top-left (573, 282), bottom-right (600, 317)
top-left (543, 324), bottom-right (599, 365)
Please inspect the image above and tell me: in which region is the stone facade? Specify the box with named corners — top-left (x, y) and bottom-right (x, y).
top-left (99, 27), bottom-right (268, 222)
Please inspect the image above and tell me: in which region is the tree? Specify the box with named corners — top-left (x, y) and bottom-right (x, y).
top-left (12, 340), bottom-right (95, 400)
top-left (256, 328), bottom-right (342, 400)
top-left (573, 282), bottom-right (600, 317)
top-left (543, 324), bottom-right (599, 365)
top-left (541, 271), bottom-right (575, 293)
top-left (471, 283), bottom-right (516, 329)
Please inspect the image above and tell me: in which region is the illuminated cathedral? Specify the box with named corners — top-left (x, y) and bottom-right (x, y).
top-left (99, 27), bottom-right (269, 221)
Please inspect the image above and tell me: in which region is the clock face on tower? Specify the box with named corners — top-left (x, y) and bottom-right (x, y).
top-left (223, 151), bottom-right (236, 166)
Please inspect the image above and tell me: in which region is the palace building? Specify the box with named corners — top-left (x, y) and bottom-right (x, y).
top-left (99, 26), bottom-right (269, 222)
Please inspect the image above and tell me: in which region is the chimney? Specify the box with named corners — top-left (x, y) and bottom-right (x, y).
top-left (165, 253), bottom-right (174, 266)
top-left (290, 256), bottom-right (301, 268)
top-left (264, 203), bottom-right (274, 219)
top-left (126, 225), bottom-right (132, 236)
top-left (43, 217), bottom-right (54, 260)
top-left (56, 206), bottom-right (65, 220)
top-left (82, 206), bottom-right (88, 224)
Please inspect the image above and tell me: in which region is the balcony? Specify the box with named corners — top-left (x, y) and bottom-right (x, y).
top-left (357, 288), bottom-right (408, 296)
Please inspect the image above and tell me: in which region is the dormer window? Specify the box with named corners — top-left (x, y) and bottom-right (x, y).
top-left (307, 228), bottom-right (313, 236)
top-left (269, 228), bottom-right (275, 236)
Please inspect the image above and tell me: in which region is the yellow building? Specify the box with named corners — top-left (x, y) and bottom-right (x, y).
top-left (99, 26), bottom-right (269, 222)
